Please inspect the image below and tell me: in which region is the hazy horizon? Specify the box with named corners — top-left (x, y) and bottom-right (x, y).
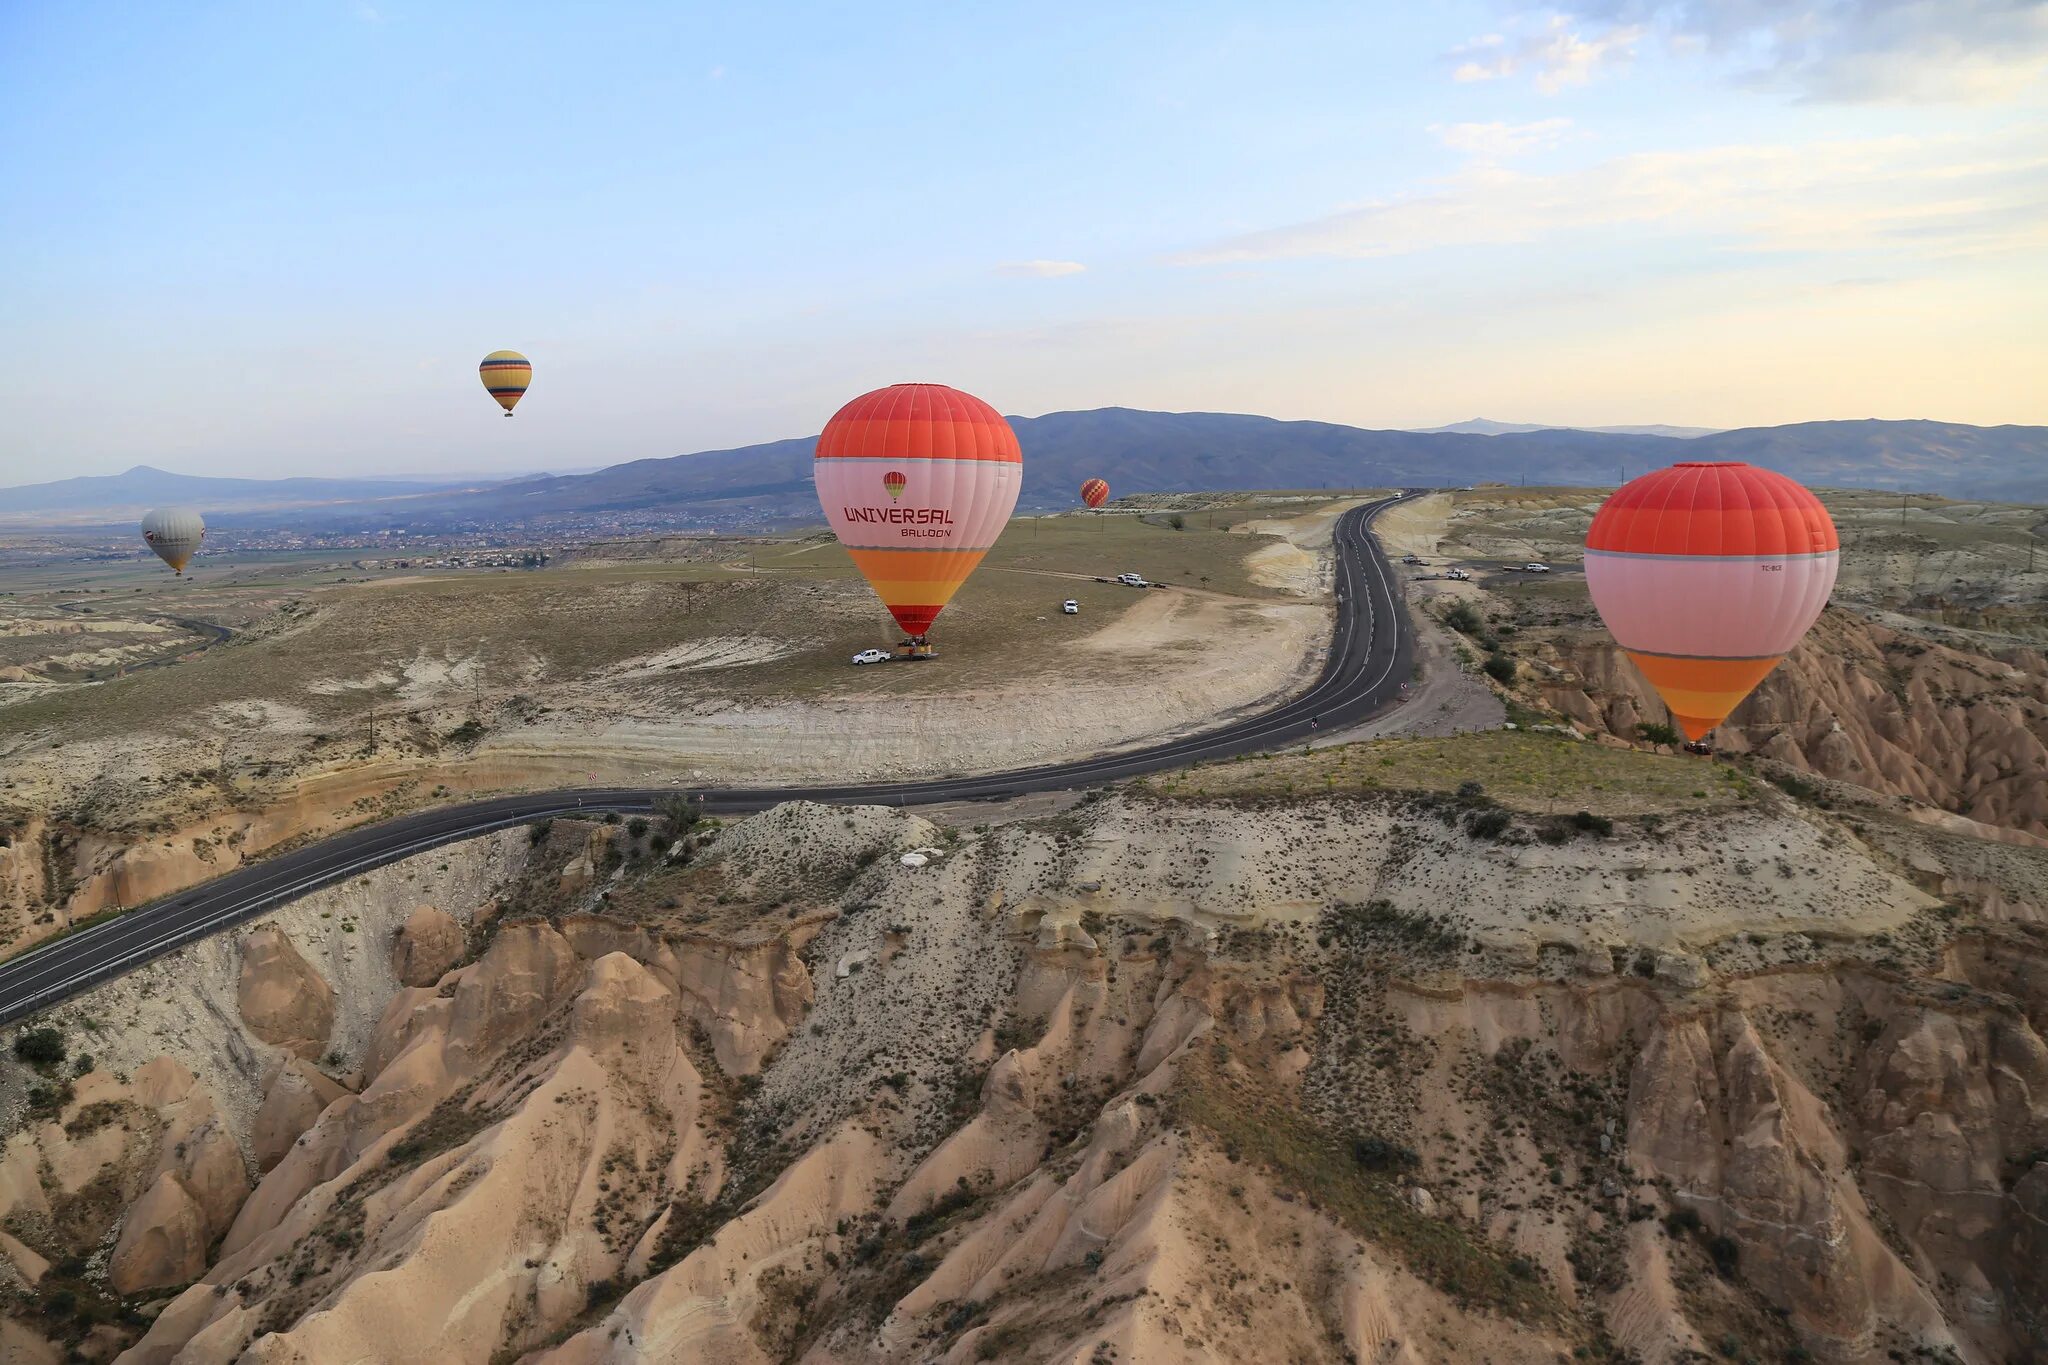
top-left (4, 1), bottom-right (2044, 486)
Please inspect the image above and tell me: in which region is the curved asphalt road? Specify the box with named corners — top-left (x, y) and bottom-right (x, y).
top-left (0, 493), bottom-right (1418, 1027)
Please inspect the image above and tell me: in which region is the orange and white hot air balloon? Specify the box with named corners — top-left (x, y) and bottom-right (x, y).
top-left (1080, 478), bottom-right (1110, 509)
top-left (1585, 461), bottom-right (1838, 742)
top-left (815, 383), bottom-right (1022, 640)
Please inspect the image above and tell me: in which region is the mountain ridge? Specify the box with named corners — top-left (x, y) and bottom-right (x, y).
top-left (6, 412), bottom-right (2042, 527)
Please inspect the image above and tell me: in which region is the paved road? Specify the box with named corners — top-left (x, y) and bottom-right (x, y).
top-left (0, 494), bottom-right (1418, 1027)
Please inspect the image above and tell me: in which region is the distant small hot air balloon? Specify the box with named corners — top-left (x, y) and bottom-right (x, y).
top-left (1585, 462), bottom-right (1838, 742)
top-left (1080, 478), bottom-right (1110, 509)
top-left (479, 350), bottom-right (531, 416)
top-left (141, 508), bottom-right (206, 576)
top-left (815, 383), bottom-right (1022, 641)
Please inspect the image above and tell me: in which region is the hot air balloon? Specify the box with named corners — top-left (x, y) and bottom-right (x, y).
top-left (479, 351), bottom-right (531, 416)
top-left (815, 383), bottom-right (1022, 646)
top-left (141, 508), bottom-right (206, 576)
top-left (1584, 462), bottom-right (1838, 742)
top-left (1080, 478), bottom-right (1110, 509)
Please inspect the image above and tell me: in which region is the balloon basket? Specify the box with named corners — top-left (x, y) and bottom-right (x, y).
top-left (894, 638), bottom-right (937, 660)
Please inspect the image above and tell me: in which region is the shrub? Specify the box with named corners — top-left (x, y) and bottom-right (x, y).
top-left (13, 1027), bottom-right (64, 1068)
top-left (1465, 808), bottom-right (1511, 840)
top-left (1664, 1207), bottom-right (1702, 1235)
top-left (1444, 602), bottom-right (1483, 634)
top-left (1708, 1233), bottom-right (1740, 1276)
top-left (656, 792), bottom-right (704, 833)
top-left (1482, 651), bottom-right (1516, 684)
top-left (1167, 513), bottom-right (1185, 530)
top-left (1456, 779), bottom-right (1486, 801)
top-left (528, 819), bottom-right (553, 846)
top-left (1350, 1135), bottom-right (1421, 1172)
top-left (1570, 810), bottom-right (1613, 836)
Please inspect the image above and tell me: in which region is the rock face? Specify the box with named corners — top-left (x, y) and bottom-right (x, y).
top-left (236, 924), bottom-right (335, 1059)
top-left (1541, 612), bottom-right (2048, 837)
top-left (18, 799), bottom-right (2048, 1365)
top-left (252, 1057), bottom-right (350, 1172)
top-left (390, 903), bottom-right (464, 987)
top-left (108, 1170), bottom-right (209, 1294)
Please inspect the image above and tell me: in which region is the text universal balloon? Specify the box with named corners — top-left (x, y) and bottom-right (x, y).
top-left (141, 508), bottom-right (206, 576)
top-left (479, 351), bottom-right (531, 415)
top-left (815, 383), bottom-right (1022, 638)
top-left (1584, 461), bottom-right (1838, 741)
top-left (1080, 478), bottom-right (1110, 509)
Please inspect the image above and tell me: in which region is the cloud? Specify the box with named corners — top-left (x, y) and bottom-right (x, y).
top-left (1170, 131), bottom-right (2048, 265)
top-left (1450, 15), bottom-right (1643, 91)
top-left (1430, 118), bottom-right (1574, 160)
top-left (995, 259), bottom-right (1087, 278)
top-left (1463, 1), bottom-right (2048, 103)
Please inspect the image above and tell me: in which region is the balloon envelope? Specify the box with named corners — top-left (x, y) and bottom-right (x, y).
top-left (1584, 461), bottom-right (1838, 741)
top-left (479, 350), bottom-right (531, 415)
top-left (141, 508), bottom-right (206, 575)
top-left (815, 383), bottom-right (1022, 638)
top-left (1080, 478), bottom-right (1110, 509)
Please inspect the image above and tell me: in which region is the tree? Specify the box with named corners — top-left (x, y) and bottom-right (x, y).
top-left (1166, 513), bottom-right (1185, 530)
top-left (1636, 722), bottom-right (1681, 748)
top-left (1483, 651), bottom-right (1516, 684)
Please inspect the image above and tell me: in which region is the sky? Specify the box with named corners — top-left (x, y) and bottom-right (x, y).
top-left (2, 0), bottom-right (2044, 485)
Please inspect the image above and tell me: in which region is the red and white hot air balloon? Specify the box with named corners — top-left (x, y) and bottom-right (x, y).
top-left (1584, 461), bottom-right (1839, 742)
top-left (814, 383), bottom-right (1022, 640)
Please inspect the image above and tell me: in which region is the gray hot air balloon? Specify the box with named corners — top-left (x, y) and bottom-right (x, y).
top-left (141, 508), bottom-right (206, 576)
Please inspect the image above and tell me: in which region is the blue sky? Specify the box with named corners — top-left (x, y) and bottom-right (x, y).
top-left (2, 1), bottom-right (2043, 483)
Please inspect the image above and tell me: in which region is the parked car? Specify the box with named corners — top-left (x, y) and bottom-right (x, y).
top-left (1445, 568), bottom-right (1471, 581)
top-left (1062, 600), bottom-right (1079, 614)
top-left (1522, 562), bottom-right (1551, 573)
top-left (1400, 553), bottom-right (1422, 565)
top-left (851, 648), bottom-right (890, 665)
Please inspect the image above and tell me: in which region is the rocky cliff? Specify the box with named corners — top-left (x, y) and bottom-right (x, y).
top-left (0, 776), bottom-right (2041, 1363)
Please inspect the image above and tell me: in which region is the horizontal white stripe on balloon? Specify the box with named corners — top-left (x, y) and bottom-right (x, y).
top-left (815, 456), bottom-right (1019, 552)
top-left (1584, 548), bottom-right (1837, 659)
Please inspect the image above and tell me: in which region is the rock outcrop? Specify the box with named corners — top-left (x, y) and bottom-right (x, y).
top-left (251, 1056), bottom-right (351, 1171)
top-left (235, 924), bottom-right (335, 1059)
top-left (390, 902), bottom-right (465, 986)
top-left (109, 1170), bottom-right (209, 1294)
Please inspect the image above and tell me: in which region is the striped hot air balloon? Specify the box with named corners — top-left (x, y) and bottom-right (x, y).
top-left (1585, 461), bottom-right (1838, 742)
top-left (815, 383), bottom-right (1022, 640)
top-left (1080, 478), bottom-right (1110, 509)
top-left (479, 350), bottom-right (531, 415)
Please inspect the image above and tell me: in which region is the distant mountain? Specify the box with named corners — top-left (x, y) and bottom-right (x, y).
top-left (0, 464), bottom-right (491, 523)
top-left (333, 411), bottom-right (2040, 528)
top-left (10, 415), bottom-right (2043, 534)
top-left (1414, 418), bottom-right (1723, 439)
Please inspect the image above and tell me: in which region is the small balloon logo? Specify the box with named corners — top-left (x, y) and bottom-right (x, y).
top-left (882, 470), bottom-right (908, 502)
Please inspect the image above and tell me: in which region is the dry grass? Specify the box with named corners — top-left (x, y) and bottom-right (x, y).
top-left (1141, 731), bottom-right (1757, 815)
top-left (0, 503), bottom-right (1349, 740)
top-left (1169, 1041), bottom-right (1567, 1327)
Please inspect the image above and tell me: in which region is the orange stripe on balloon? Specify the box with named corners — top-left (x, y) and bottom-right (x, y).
top-left (1624, 651), bottom-right (1785, 740)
